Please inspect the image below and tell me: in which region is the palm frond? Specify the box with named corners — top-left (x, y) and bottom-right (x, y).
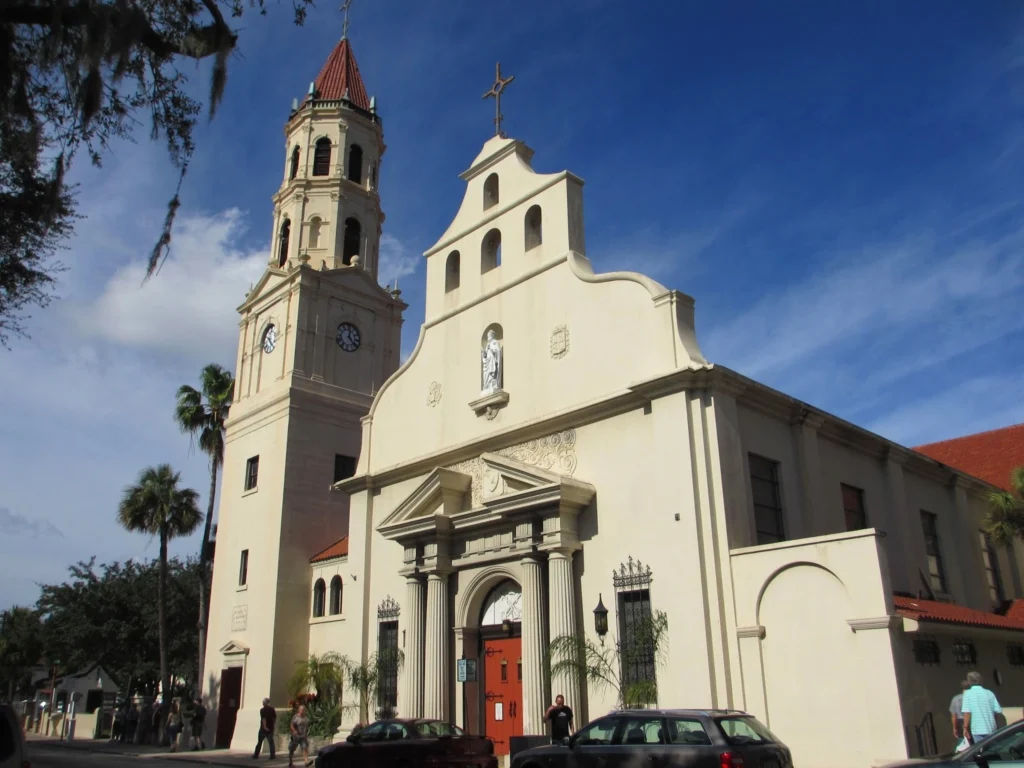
top-left (117, 464), bottom-right (202, 540)
top-left (984, 490), bottom-right (1024, 546)
top-left (1010, 466), bottom-right (1024, 498)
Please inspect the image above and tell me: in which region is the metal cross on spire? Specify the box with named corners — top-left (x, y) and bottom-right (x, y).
top-left (482, 62), bottom-right (515, 138)
top-left (341, 0), bottom-right (353, 39)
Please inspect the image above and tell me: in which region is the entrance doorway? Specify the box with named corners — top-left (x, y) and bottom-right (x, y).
top-left (478, 580), bottom-right (523, 757)
top-left (215, 667), bottom-right (243, 748)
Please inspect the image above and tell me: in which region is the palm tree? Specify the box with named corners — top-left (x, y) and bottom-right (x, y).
top-left (289, 652), bottom-right (346, 702)
top-left (984, 466), bottom-right (1024, 546)
top-left (118, 464), bottom-right (202, 705)
top-left (175, 363), bottom-right (234, 690)
top-left (340, 649), bottom-right (404, 725)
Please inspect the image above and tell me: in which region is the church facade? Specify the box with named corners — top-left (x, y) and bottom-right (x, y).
top-left (203, 36), bottom-right (1024, 768)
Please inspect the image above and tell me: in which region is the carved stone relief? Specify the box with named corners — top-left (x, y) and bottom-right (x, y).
top-left (427, 381), bottom-right (442, 407)
top-left (550, 325), bottom-right (570, 359)
top-left (231, 605), bottom-right (248, 632)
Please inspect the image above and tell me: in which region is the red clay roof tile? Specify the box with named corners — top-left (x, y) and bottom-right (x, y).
top-left (311, 38), bottom-right (370, 109)
top-left (310, 536), bottom-right (349, 563)
top-left (894, 594), bottom-right (1024, 632)
top-left (913, 423), bottom-right (1024, 491)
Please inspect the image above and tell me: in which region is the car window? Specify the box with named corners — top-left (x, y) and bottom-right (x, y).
top-left (384, 723), bottom-right (410, 740)
top-left (716, 717), bottom-right (777, 745)
top-left (357, 722), bottom-right (388, 741)
top-left (415, 720), bottom-right (466, 738)
top-left (617, 717), bottom-right (665, 745)
top-left (973, 726), bottom-right (1024, 762)
top-left (667, 717), bottom-right (712, 746)
top-left (575, 717), bottom-right (620, 746)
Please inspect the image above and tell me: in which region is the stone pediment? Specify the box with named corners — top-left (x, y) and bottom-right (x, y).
top-left (219, 640), bottom-right (249, 655)
top-left (377, 467), bottom-right (473, 533)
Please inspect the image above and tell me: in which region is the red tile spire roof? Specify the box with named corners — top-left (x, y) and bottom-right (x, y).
top-left (311, 37), bottom-right (371, 110)
top-left (913, 423), bottom-right (1024, 492)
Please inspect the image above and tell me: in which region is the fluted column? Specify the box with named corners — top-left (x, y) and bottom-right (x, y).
top-left (521, 556), bottom-right (547, 735)
top-left (547, 549), bottom-right (581, 713)
top-left (401, 576), bottom-right (425, 718)
top-left (423, 572), bottom-right (450, 720)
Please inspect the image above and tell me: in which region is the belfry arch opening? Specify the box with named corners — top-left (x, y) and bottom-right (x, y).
top-left (313, 137), bottom-right (332, 176)
top-left (343, 218), bottom-right (361, 265)
top-left (445, 250), bottom-right (461, 292)
top-left (289, 146), bottom-right (300, 180)
top-left (483, 173), bottom-right (499, 210)
top-left (525, 205), bottom-right (542, 250)
top-left (278, 220), bottom-right (291, 267)
top-left (481, 229), bottom-right (501, 274)
top-left (347, 144), bottom-right (363, 184)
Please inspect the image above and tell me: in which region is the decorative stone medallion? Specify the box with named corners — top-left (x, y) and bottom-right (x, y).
top-left (231, 605), bottom-right (248, 632)
top-left (427, 381), bottom-right (442, 407)
top-left (550, 325), bottom-right (570, 359)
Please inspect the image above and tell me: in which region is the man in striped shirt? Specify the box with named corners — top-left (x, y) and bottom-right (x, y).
top-left (963, 671), bottom-right (1003, 744)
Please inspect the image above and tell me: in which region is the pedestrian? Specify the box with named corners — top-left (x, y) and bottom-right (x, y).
top-left (545, 694), bottom-right (574, 744)
top-left (288, 704), bottom-right (310, 767)
top-left (191, 697), bottom-right (207, 750)
top-left (166, 701), bottom-right (183, 752)
top-left (150, 699), bottom-right (163, 745)
top-left (963, 671), bottom-right (1003, 745)
top-left (124, 702), bottom-right (138, 744)
top-left (950, 679), bottom-right (970, 748)
top-left (253, 697), bottom-right (277, 759)
top-left (110, 702), bottom-right (124, 742)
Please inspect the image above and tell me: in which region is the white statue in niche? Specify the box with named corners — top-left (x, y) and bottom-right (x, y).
top-left (481, 329), bottom-right (503, 395)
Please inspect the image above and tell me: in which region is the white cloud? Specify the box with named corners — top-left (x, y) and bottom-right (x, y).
top-left (378, 233), bottom-right (420, 290)
top-left (0, 507), bottom-right (63, 539)
top-left (79, 209), bottom-right (267, 364)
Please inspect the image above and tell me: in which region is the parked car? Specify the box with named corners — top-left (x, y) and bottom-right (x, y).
top-left (0, 703), bottom-right (29, 768)
top-left (511, 709), bottom-right (791, 768)
top-left (881, 718), bottom-right (1024, 767)
top-left (315, 718), bottom-right (497, 768)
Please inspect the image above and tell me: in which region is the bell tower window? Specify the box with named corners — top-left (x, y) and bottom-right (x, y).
top-left (343, 218), bottom-right (361, 265)
top-left (278, 220), bottom-right (291, 267)
top-left (525, 205), bottom-right (542, 250)
top-left (289, 146), bottom-right (300, 180)
top-left (483, 173), bottom-right (499, 210)
top-left (445, 250), bottom-right (461, 292)
top-left (481, 228), bottom-right (501, 274)
top-left (313, 137), bottom-right (332, 176)
top-left (308, 217), bottom-right (323, 249)
top-left (347, 144), bottom-right (363, 184)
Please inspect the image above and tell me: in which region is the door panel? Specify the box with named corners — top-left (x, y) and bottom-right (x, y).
top-left (215, 667), bottom-right (243, 748)
top-left (483, 636), bottom-right (522, 756)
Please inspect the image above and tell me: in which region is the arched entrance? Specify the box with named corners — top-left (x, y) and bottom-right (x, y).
top-left (479, 580), bottom-right (523, 757)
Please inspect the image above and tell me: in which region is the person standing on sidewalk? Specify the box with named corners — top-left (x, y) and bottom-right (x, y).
top-left (190, 698), bottom-right (207, 750)
top-left (963, 671), bottom-right (1003, 745)
top-left (288, 705), bottom-right (310, 768)
top-left (166, 701), bottom-right (183, 753)
top-left (124, 702), bottom-right (138, 744)
top-left (253, 697), bottom-right (277, 759)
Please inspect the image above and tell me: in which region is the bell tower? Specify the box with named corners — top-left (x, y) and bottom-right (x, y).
top-left (202, 28), bottom-right (405, 750)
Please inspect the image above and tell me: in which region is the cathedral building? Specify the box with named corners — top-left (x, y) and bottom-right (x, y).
top-left (203, 33), bottom-right (1024, 768)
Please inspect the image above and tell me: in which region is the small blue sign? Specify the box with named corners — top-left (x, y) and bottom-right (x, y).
top-left (456, 658), bottom-right (478, 683)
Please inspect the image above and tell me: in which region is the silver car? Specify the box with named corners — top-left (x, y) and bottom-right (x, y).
top-left (882, 720), bottom-right (1024, 768)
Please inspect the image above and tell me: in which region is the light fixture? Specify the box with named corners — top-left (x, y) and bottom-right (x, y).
top-left (594, 594), bottom-right (609, 639)
top-left (502, 618), bottom-right (513, 635)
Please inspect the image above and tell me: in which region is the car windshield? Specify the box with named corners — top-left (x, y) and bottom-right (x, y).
top-left (715, 716), bottom-right (778, 745)
top-left (415, 720), bottom-right (466, 738)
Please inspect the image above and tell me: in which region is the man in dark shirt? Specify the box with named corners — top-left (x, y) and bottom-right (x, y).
top-left (546, 694), bottom-right (574, 744)
top-left (190, 698), bottom-right (207, 751)
top-left (253, 697), bottom-right (277, 759)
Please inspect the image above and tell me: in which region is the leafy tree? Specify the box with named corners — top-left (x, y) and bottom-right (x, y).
top-left (117, 464), bottom-right (201, 703)
top-left (0, 0), bottom-right (312, 345)
top-left (547, 610), bottom-right (669, 710)
top-left (0, 606), bottom-right (43, 701)
top-left (175, 362), bottom-right (234, 690)
top-left (36, 557), bottom-right (203, 698)
top-left (984, 466), bottom-right (1024, 546)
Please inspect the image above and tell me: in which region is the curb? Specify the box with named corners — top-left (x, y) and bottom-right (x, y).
top-left (28, 739), bottom-right (291, 766)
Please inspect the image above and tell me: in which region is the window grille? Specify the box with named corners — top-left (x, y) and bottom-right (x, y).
top-left (376, 595), bottom-right (400, 718)
top-left (952, 639), bottom-right (977, 666)
top-left (1007, 643), bottom-right (1024, 667)
top-left (613, 557), bottom-right (657, 707)
top-left (913, 636), bottom-right (941, 665)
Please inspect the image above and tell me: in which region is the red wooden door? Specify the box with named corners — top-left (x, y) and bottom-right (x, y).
top-left (215, 667), bottom-right (242, 748)
top-left (483, 637), bottom-right (522, 756)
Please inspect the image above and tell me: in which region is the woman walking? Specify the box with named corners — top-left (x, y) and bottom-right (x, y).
top-left (166, 702), bottom-right (183, 752)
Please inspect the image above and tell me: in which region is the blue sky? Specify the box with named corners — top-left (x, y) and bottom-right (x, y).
top-left (1, 1), bottom-right (1023, 609)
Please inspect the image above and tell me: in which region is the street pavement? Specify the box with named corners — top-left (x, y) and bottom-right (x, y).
top-left (25, 737), bottom-right (302, 768)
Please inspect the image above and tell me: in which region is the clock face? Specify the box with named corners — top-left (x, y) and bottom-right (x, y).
top-left (336, 322), bottom-right (361, 352)
top-left (262, 325), bottom-right (277, 354)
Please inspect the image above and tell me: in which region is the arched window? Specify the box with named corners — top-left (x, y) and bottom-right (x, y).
top-left (445, 250), bottom-right (461, 292)
top-left (483, 173), bottom-right (499, 210)
top-left (343, 218), bottom-right (361, 265)
top-left (347, 144), bottom-right (363, 184)
top-left (481, 228), bottom-right (501, 274)
top-left (289, 145), bottom-right (300, 180)
top-left (308, 217), bottom-right (323, 249)
top-left (278, 220), bottom-right (291, 267)
top-left (312, 578), bottom-right (326, 618)
top-left (329, 576), bottom-right (343, 615)
top-left (525, 205), bottom-right (542, 250)
top-left (479, 580), bottom-right (522, 626)
top-left (312, 137), bottom-right (332, 176)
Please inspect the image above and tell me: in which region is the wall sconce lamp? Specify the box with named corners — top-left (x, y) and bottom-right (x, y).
top-left (502, 618), bottom-right (513, 635)
top-left (594, 594), bottom-right (609, 642)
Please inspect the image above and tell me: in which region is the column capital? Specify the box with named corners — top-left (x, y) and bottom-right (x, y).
top-left (426, 567), bottom-right (453, 579)
top-left (542, 545), bottom-right (579, 560)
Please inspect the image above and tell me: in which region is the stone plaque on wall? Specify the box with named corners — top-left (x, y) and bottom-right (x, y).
top-left (231, 605), bottom-right (248, 632)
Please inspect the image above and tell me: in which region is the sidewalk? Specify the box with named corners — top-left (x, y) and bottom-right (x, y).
top-left (26, 734), bottom-right (303, 767)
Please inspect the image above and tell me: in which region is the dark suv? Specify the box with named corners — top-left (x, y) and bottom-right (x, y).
top-left (511, 709), bottom-right (791, 768)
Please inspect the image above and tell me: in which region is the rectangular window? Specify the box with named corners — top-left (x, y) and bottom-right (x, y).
top-left (952, 639), bottom-right (977, 666)
top-left (376, 620), bottom-right (399, 718)
top-left (617, 589), bottom-right (657, 706)
top-left (913, 636), bottom-right (941, 665)
top-left (920, 512), bottom-right (948, 594)
top-left (334, 454), bottom-right (357, 484)
top-left (980, 531), bottom-right (1005, 605)
top-left (841, 484), bottom-right (867, 531)
top-left (749, 454), bottom-right (785, 545)
top-left (238, 549), bottom-right (249, 586)
top-left (1007, 643), bottom-right (1024, 667)
top-left (244, 456), bottom-right (259, 491)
